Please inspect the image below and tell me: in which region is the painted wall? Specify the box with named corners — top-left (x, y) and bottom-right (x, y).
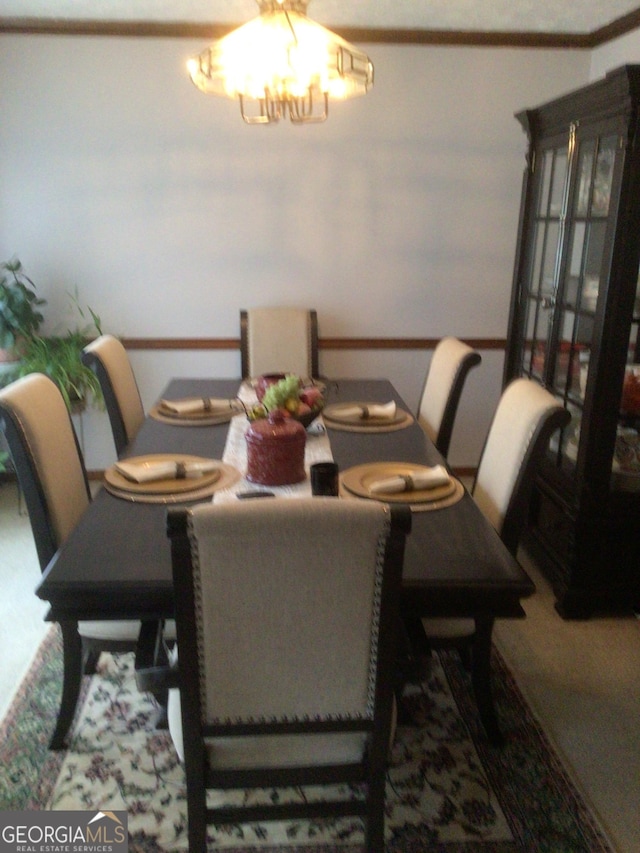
top-left (590, 27), bottom-right (640, 79)
top-left (0, 35), bottom-right (596, 468)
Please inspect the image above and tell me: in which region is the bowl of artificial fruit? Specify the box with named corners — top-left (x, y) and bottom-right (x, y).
top-left (249, 374), bottom-right (324, 428)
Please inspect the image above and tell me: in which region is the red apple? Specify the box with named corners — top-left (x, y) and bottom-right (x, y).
top-left (299, 387), bottom-right (323, 408)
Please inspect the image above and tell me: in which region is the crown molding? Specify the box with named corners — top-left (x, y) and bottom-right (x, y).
top-left (590, 7), bottom-right (640, 46)
top-left (0, 15), bottom-right (638, 48)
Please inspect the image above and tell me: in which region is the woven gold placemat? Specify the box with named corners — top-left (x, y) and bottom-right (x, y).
top-left (104, 462), bottom-right (241, 503)
top-left (323, 409), bottom-right (414, 433)
top-left (340, 474), bottom-right (465, 512)
top-left (149, 404), bottom-right (240, 427)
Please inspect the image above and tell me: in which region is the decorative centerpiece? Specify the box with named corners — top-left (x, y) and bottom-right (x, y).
top-left (246, 410), bottom-right (306, 486)
top-left (244, 374), bottom-right (324, 486)
top-left (249, 374), bottom-right (324, 428)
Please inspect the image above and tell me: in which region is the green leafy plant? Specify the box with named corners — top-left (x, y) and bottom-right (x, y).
top-left (17, 290), bottom-right (104, 412)
top-left (0, 258), bottom-right (46, 354)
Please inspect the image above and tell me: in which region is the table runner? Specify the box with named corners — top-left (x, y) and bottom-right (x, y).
top-left (213, 382), bottom-right (333, 502)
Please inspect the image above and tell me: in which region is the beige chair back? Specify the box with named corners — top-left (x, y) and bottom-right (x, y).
top-left (0, 373), bottom-right (90, 557)
top-left (241, 307), bottom-right (318, 378)
top-left (417, 337), bottom-right (481, 457)
top-left (193, 498), bottom-right (391, 726)
top-left (82, 334), bottom-right (144, 455)
top-left (473, 377), bottom-right (570, 550)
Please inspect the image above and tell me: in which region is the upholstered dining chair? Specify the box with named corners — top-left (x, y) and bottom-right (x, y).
top-left (417, 336), bottom-right (482, 458)
top-left (0, 373), bottom-right (159, 749)
top-left (412, 377), bottom-right (570, 744)
top-left (145, 498), bottom-right (411, 853)
top-left (240, 307), bottom-right (319, 379)
top-left (81, 334), bottom-right (145, 457)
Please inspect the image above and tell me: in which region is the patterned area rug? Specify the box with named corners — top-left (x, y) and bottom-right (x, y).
top-left (0, 626), bottom-right (614, 853)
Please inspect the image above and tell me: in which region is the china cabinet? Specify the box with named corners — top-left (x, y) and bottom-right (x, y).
top-left (505, 65), bottom-right (640, 617)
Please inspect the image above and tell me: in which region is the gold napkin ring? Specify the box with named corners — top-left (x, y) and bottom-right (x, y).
top-left (202, 398), bottom-right (212, 412)
top-left (175, 461), bottom-right (187, 479)
top-left (401, 474), bottom-right (414, 491)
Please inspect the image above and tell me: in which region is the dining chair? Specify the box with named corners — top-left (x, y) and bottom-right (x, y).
top-left (411, 377), bottom-right (570, 744)
top-left (139, 497), bottom-right (411, 853)
top-left (81, 334), bottom-right (145, 457)
top-left (417, 336), bottom-right (481, 458)
top-left (0, 372), bottom-right (161, 749)
top-left (240, 307), bottom-right (319, 379)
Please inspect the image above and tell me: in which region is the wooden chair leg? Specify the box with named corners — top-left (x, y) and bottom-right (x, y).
top-left (134, 619), bottom-right (170, 728)
top-left (471, 617), bottom-right (504, 747)
top-left (186, 784), bottom-right (208, 853)
top-left (49, 620), bottom-right (83, 750)
top-left (82, 643), bottom-right (101, 675)
top-left (364, 772), bottom-right (387, 852)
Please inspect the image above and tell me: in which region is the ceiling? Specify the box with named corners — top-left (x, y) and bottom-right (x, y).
top-left (2, 0), bottom-right (640, 40)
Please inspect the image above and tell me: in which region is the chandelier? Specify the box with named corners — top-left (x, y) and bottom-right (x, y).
top-left (187, 0), bottom-right (374, 125)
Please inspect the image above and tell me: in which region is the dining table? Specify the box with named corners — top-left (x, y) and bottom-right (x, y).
top-left (36, 377), bottom-right (535, 747)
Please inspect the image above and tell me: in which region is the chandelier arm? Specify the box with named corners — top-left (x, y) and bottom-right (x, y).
top-left (283, 7), bottom-right (298, 44)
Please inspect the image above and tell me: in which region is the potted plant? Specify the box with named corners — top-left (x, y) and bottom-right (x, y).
top-left (17, 291), bottom-right (104, 412)
top-left (0, 258), bottom-right (46, 363)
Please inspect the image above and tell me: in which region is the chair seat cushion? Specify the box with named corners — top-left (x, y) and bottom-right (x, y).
top-left (167, 688), bottom-right (367, 767)
top-left (206, 732), bottom-right (368, 770)
top-left (78, 619), bottom-right (176, 642)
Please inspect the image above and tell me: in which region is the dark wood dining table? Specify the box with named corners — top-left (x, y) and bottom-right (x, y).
top-left (36, 377), bottom-right (535, 745)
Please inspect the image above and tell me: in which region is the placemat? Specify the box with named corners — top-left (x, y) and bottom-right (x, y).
top-left (149, 403), bottom-right (241, 427)
top-left (104, 460), bottom-right (240, 503)
top-left (105, 454), bottom-right (221, 495)
top-left (323, 404), bottom-right (414, 433)
top-left (340, 462), bottom-right (465, 512)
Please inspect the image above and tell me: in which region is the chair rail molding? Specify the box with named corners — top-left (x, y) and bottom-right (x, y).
top-left (121, 336), bottom-right (506, 352)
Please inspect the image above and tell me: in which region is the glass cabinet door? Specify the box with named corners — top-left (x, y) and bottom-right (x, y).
top-left (516, 128), bottom-right (626, 483)
top-left (521, 144), bottom-right (568, 381)
top-left (555, 133), bottom-right (619, 476)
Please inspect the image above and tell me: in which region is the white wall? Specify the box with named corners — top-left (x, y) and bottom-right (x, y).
top-left (591, 27), bottom-right (640, 79)
top-left (0, 35), bottom-right (593, 469)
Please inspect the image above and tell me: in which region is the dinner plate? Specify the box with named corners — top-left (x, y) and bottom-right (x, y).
top-left (150, 403), bottom-right (240, 427)
top-left (323, 403), bottom-right (413, 433)
top-left (323, 402), bottom-right (406, 426)
top-left (159, 399), bottom-right (236, 419)
top-left (341, 462), bottom-right (457, 504)
top-left (104, 454), bottom-right (221, 495)
top-left (104, 460), bottom-right (241, 503)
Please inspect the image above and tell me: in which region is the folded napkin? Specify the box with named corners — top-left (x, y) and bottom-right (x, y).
top-left (115, 458), bottom-right (218, 484)
top-left (337, 401), bottom-right (397, 421)
top-left (369, 464), bottom-right (450, 495)
top-left (160, 397), bottom-right (241, 416)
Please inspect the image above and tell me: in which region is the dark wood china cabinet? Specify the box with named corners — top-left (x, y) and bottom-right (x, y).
top-left (505, 65), bottom-right (640, 617)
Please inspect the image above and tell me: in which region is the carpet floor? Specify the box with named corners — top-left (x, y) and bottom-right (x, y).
top-left (0, 626), bottom-right (615, 852)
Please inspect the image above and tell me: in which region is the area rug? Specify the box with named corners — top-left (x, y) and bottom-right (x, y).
top-left (0, 626), bottom-right (614, 853)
